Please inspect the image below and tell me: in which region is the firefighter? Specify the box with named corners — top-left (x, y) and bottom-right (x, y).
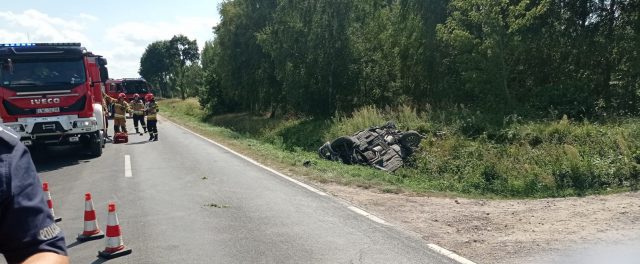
top-left (145, 94), bottom-right (159, 141)
top-left (131, 94), bottom-right (147, 135)
top-left (104, 92), bottom-right (130, 134)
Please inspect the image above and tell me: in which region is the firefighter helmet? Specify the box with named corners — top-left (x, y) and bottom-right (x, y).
top-left (145, 94), bottom-right (154, 101)
top-left (118, 93), bottom-right (126, 99)
top-left (133, 93), bottom-right (140, 99)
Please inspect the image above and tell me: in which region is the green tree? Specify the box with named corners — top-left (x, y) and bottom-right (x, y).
top-left (199, 40), bottom-right (223, 113)
top-left (182, 64), bottom-right (204, 98)
top-left (348, 0), bottom-right (400, 108)
top-left (196, 0), bottom-right (639, 119)
top-left (139, 40), bottom-right (172, 97)
top-left (259, 0), bottom-right (354, 117)
top-left (396, 0), bottom-right (450, 107)
top-left (168, 34), bottom-right (200, 100)
top-left (209, 0), bottom-right (278, 114)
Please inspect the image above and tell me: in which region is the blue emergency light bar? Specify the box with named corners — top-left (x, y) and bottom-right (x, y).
top-left (0, 43), bottom-right (81, 47)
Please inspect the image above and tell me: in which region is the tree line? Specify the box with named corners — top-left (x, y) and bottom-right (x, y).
top-left (141, 0), bottom-right (640, 119)
top-left (139, 35), bottom-right (201, 100)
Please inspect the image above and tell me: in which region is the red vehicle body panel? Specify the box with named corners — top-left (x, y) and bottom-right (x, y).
top-left (0, 57), bottom-right (97, 122)
top-left (0, 83), bottom-right (93, 122)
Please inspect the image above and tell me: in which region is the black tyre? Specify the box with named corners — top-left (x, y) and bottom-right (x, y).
top-left (330, 136), bottom-right (355, 152)
top-left (318, 142), bottom-right (335, 160)
top-left (89, 132), bottom-right (103, 157)
top-left (100, 130), bottom-right (106, 148)
top-left (399, 131), bottom-right (422, 149)
top-left (330, 136), bottom-right (357, 164)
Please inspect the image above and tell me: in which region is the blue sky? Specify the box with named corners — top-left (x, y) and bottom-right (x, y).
top-left (1, 0), bottom-right (223, 77)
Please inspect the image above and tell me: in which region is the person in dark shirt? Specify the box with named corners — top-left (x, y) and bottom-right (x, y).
top-left (0, 125), bottom-right (68, 264)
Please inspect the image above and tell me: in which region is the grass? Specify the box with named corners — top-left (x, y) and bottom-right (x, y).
top-left (159, 98), bottom-right (640, 198)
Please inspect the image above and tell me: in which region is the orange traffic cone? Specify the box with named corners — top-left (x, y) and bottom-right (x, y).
top-left (77, 193), bottom-right (104, 242)
top-left (42, 182), bottom-right (62, 222)
top-left (98, 202), bottom-right (132, 259)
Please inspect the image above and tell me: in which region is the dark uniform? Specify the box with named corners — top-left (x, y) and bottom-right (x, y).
top-left (146, 99), bottom-right (159, 141)
top-left (131, 98), bottom-right (147, 135)
top-left (0, 125), bottom-right (67, 263)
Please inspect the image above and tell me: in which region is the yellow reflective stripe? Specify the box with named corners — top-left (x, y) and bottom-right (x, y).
top-left (114, 114), bottom-right (125, 118)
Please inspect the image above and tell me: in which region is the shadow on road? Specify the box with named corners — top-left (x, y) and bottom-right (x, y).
top-left (125, 141), bottom-right (150, 145)
top-left (90, 258), bottom-right (107, 264)
top-left (66, 240), bottom-right (83, 249)
top-left (31, 145), bottom-right (94, 173)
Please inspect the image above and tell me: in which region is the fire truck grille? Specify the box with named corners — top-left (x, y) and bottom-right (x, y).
top-left (31, 122), bottom-right (66, 134)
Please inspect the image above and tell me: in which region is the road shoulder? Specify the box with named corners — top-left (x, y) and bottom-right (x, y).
top-left (323, 184), bottom-right (640, 264)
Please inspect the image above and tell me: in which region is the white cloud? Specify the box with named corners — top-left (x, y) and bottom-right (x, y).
top-left (0, 29), bottom-right (25, 43)
top-left (79, 13), bottom-right (99, 22)
top-left (103, 16), bottom-right (217, 77)
top-left (105, 16), bottom-right (216, 48)
top-left (0, 9), bottom-right (91, 45)
top-left (0, 9), bottom-right (218, 78)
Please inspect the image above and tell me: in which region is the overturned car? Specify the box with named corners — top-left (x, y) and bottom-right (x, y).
top-left (318, 122), bottom-right (423, 172)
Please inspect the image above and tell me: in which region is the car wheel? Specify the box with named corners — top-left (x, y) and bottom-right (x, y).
top-left (399, 131), bottom-right (422, 149)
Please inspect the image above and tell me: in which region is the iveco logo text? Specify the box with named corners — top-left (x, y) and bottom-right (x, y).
top-left (30, 98), bottom-right (61, 105)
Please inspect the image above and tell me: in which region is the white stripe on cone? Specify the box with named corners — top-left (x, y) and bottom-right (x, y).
top-left (85, 220), bottom-right (98, 232)
top-left (105, 236), bottom-right (124, 250)
top-left (104, 203), bottom-right (125, 251)
top-left (46, 191), bottom-right (56, 216)
top-left (42, 182), bottom-right (60, 221)
top-left (83, 198), bottom-right (99, 233)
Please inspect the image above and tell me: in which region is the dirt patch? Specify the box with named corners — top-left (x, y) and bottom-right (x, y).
top-left (321, 184), bottom-right (640, 264)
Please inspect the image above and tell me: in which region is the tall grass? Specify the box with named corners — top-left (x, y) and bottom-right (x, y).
top-left (161, 99), bottom-right (640, 198)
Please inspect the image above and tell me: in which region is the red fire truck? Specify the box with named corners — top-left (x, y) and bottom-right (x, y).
top-left (106, 78), bottom-right (153, 102)
top-left (0, 43), bottom-right (109, 157)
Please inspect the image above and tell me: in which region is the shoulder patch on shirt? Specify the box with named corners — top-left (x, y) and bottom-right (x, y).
top-left (38, 223), bottom-right (62, 241)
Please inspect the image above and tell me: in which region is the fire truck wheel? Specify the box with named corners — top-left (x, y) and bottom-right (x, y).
top-left (100, 130), bottom-right (106, 148)
top-left (89, 132), bottom-right (103, 157)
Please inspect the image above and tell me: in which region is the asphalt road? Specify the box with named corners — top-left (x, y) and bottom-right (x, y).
top-left (5, 117), bottom-right (459, 264)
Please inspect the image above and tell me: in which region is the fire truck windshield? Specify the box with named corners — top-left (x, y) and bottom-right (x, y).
top-left (122, 80), bottom-right (149, 94)
top-left (0, 57), bottom-right (86, 90)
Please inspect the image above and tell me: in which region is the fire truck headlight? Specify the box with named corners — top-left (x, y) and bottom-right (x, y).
top-left (73, 120), bottom-right (97, 128)
top-left (6, 124), bottom-right (25, 132)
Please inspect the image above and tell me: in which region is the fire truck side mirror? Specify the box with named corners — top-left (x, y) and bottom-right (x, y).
top-left (97, 57), bottom-right (109, 83)
top-left (100, 69), bottom-right (109, 83)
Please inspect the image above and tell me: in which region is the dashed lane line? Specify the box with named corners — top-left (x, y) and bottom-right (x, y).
top-left (124, 154), bottom-right (132, 178)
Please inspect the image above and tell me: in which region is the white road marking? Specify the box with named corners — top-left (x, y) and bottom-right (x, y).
top-left (162, 117), bottom-right (328, 196)
top-left (427, 244), bottom-right (477, 264)
top-left (124, 155), bottom-right (132, 178)
top-left (347, 206), bottom-right (390, 226)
